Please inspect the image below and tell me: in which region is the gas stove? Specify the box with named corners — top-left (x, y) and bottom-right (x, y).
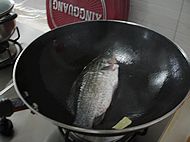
top-left (0, 27), bottom-right (22, 69)
top-left (0, 22), bottom-right (171, 142)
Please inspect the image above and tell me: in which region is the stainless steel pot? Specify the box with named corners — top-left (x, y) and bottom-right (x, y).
top-left (0, 0), bottom-right (17, 43)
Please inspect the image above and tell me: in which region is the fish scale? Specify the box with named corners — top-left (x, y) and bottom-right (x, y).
top-left (67, 55), bottom-right (119, 128)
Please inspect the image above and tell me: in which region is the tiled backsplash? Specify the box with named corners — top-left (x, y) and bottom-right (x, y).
top-left (128, 0), bottom-right (190, 57)
top-left (14, 0), bottom-right (190, 57)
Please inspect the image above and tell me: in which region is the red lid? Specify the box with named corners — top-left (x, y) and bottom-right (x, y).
top-left (47, 0), bottom-right (106, 29)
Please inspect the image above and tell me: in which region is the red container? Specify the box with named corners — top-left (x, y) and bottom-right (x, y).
top-left (46, 0), bottom-right (130, 29)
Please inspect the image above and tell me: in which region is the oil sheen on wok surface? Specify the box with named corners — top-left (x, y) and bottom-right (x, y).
top-left (15, 22), bottom-right (190, 130)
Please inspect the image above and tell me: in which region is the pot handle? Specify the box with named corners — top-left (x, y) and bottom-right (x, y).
top-left (0, 13), bottom-right (17, 24)
top-left (0, 82), bottom-right (28, 136)
top-left (0, 82), bottom-right (27, 117)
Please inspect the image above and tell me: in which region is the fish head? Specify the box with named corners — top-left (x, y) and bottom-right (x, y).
top-left (100, 55), bottom-right (119, 71)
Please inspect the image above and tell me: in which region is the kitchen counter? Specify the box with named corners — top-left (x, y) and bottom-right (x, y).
top-left (159, 95), bottom-right (190, 142)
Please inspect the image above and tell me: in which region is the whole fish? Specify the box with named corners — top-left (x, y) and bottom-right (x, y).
top-left (67, 54), bottom-right (119, 128)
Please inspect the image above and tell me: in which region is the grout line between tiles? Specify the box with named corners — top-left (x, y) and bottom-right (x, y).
top-left (173, 0), bottom-right (185, 40)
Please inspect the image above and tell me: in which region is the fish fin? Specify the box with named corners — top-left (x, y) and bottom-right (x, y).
top-left (67, 72), bottom-right (87, 116)
top-left (66, 80), bottom-right (79, 115)
top-left (66, 92), bottom-right (75, 115)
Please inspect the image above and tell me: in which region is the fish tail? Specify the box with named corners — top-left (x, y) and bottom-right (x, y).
top-left (94, 113), bottom-right (106, 126)
top-left (74, 113), bottom-right (95, 128)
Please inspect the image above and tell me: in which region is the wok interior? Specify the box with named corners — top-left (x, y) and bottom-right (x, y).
top-left (15, 21), bottom-right (190, 131)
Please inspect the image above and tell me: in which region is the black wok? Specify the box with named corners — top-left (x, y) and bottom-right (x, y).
top-left (13, 21), bottom-right (190, 135)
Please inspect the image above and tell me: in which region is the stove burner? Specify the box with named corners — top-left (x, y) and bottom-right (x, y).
top-left (57, 127), bottom-right (148, 142)
top-left (0, 27), bottom-right (22, 69)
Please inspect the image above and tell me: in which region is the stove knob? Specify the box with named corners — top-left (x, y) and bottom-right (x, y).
top-left (0, 117), bottom-right (13, 136)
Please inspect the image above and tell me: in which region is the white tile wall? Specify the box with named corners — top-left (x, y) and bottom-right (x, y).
top-left (128, 0), bottom-right (190, 56)
top-left (175, 0), bottom-right (190, 56)
top-left (179, 0), bottom-right (190, 25)
top-left (175, 22), bottom-right (190, 56)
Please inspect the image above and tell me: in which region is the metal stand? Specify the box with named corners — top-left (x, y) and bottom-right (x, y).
top-left (58, 127), bottom-right (148, 142)
top-left (8, 27), bottom-right (22, 62)
top-left (58, 127), bottom-right (75, 142)
top-left (0, 27), bottom-right (22, 69)
top-left (119, 128), bottom-right (148, 142)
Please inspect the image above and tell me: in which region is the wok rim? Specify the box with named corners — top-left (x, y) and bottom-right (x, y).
top-left (13, 20), bottom-right (190, 135)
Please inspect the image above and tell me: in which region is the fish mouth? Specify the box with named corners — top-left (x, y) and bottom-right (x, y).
top-left (102, 60), bottom-right (119, 71)
top-left (112, 64), bottom-right (119, 71)
top-left (107, 56), bottom-right (117, 65)
top-left (109, 56), bottom-right (120, 70)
